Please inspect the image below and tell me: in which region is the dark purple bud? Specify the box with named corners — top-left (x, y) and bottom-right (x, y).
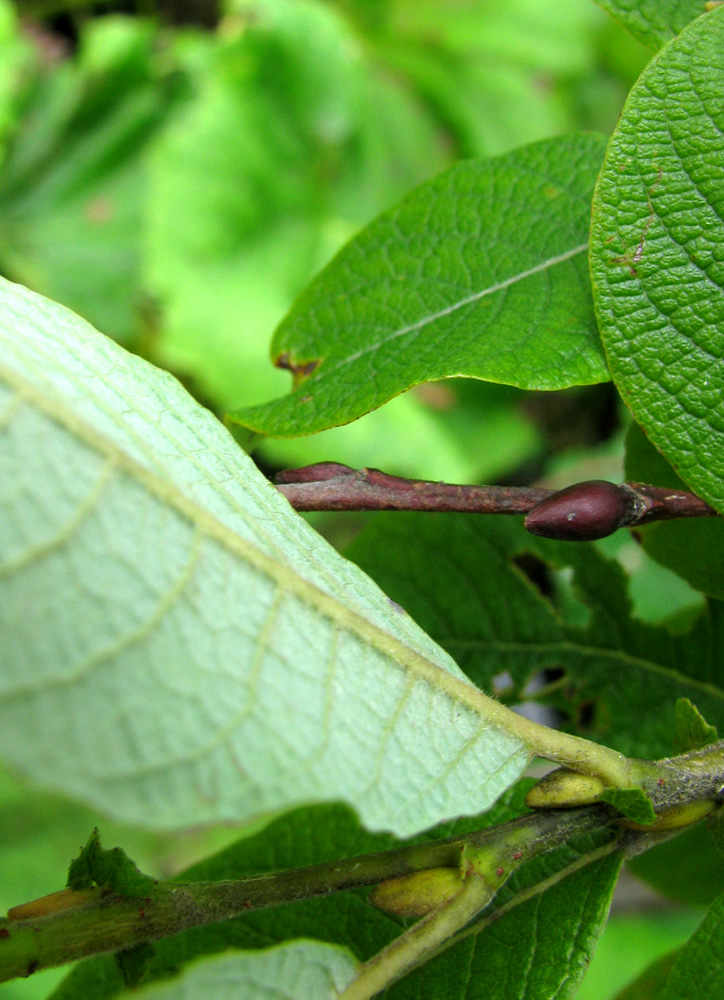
top-left (524, 480), bottom-right (632, 541)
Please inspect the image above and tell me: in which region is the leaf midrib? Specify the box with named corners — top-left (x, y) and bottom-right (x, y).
top-left (312, 242), bottom-right (590, 379)
top-left (0, 352), bottom-right (522, 738)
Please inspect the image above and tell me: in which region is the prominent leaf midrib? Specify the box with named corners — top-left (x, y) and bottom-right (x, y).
top-left (0, 356), bottom-right (528, 742)
top-left (316, 242), bottom-right (590, 378)
top-left (446, 637), bottom-right (724, 702)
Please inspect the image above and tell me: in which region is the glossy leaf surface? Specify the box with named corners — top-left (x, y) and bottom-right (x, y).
top-left (0, 277), bottom-right (531, 837)
top-left (591, 5), bottom-right (724, 513)
top-left (228, 133), bottom-right (610, 439)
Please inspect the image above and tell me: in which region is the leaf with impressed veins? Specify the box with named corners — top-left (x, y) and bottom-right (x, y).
top-left (0, 276), bottom-right (536, 837)
top-left (228, 133), bottom-right (610, 440)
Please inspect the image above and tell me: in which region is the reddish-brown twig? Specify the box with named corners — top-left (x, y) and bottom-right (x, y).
top-left (275, 463), bottom-right (718, 541)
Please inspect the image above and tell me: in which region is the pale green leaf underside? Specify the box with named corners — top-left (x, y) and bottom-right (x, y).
top-left (590, 4), bottom-right (724, 513)
top-left (0, 277), bottom-right (531, 836)
top-left (127, 943), bottom-right (357, 1000)
top-left (594, 0), bottom-right (708, 51)
top-left (228, 133), bottom-right (609, 439)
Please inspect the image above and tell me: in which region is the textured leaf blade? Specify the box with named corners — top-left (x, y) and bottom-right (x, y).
top-left (346, 512), bottom-right (724, 758)
top-left (228, 133), bottom-right (610, 439)
top-left (590, 5), bottom-right (724, 513)
top-left (0, 277), bottom-right (531, 837)
top-left (594, 0), bottom-right (708, 51)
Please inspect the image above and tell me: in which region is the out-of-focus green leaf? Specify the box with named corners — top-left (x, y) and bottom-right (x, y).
top-left (0, 276), bottom-right (534, 838)
top-left (346, 512), bottom-right (724, 758)
top-left (591, 5), bottom-right (724, 513)
top-left (0, 0), bottom-right (32, 162)
top-left (0, 17), bottom-right (182, 344)
top-left (377, 0), bottom-right (606, 158)
top-left (579, 912), bottom-right (700, 1000)
top-left (659, 892), bottom-right (724, 1000)
top-left (228, 133), bottom-right (609, 440)
top-left (624, 423), bottom-right (724, 601)
top-left (709, 798), bottom-right (724, 860)
top-left (145, 0), bottom-right (447, 417)
top-left (628, 821), bottom-right (724, 907)
top-left (612, 951), bottom-right (678, 1000)
top-left (594, 0), bottom-right (707, 51)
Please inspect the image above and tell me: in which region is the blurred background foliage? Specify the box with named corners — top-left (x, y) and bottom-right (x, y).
top-left (0, 4), bottom-right (705, 996)
top-left (1, 0), bottom-right (651, 483)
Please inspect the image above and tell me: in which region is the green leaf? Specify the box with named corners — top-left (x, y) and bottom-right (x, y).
top-left (600, 787), bottom-right (656, 825)
top-left (594, 0), bottom-right (708, 51)
top-left (67, 829), bottom-right (155, 897)
top-left (114, 942), bottom-right (156, 989)
top-left (118, 944), bottom-right (358, 1000)
top-left (590, 5), bottom-right (724, 514)
top-left (0, 0), bottom-right (31, 162)
top-left (624, 422), bottom-right (724, 601)
top-left (672, 697), bottom-right (718, 754)
top-left (0, 276), bottom-right (536, 837)
top-left (612, 950), bottom-right (679, 1000)
top-left (581, 912), bottom-right (702, 1000)
top-left (262, 380), bottom-right (542, 488)
top-left (376, 0), bottom-right (607, 158)
top-left (346, 512), bottom-right (724, 758)
top-left (227, 132), bottom-right (610, 439)
top-left (659, 891), bottom-right (724, 1000)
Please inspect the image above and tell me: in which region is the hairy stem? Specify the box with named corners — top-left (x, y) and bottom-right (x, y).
top-left (0, 810), bottom-right (607, 982)
top-left (3, 742), bottom-right (723, 984)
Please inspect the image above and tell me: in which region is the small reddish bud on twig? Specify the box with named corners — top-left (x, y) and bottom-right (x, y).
top-left (524, 481), bottom-right (634, 541)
